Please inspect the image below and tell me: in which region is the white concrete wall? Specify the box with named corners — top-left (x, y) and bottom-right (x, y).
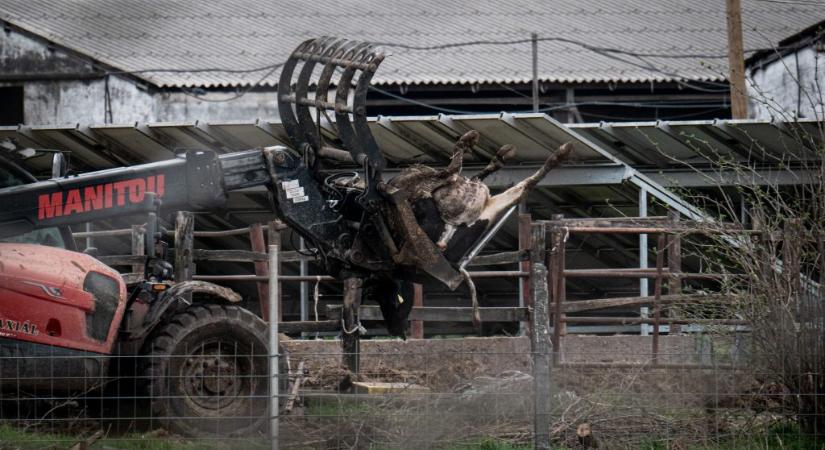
top-left (748, 45), bottom-right (825, 121)
top-left (2, 28), bottom-right (279, 125)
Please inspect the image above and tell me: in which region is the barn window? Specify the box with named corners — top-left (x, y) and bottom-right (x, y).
top-left (0, 86), bottom-right (24, 125)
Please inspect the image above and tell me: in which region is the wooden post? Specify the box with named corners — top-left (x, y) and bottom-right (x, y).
top-left (341, 277), bottom-right (363, 377)
top-left (783, 219), bottom-right (803, 297)
top-left (131, 224), bottom-right (145, 275)
top-left (667, 211), bottom-right (682, 333)
top-left (530, 260), bottom-right (552, 450)
top-left (652, 233), bottom-right (666, 365)
top-left (174, 211), bottom-right (194, 282)
top-left (411, 283), bottom-right (424, 339)
top-left (249, 223), bottom-right (270, 319)
top-left (726, 0), bottom-right (749, 119)
top-left (548, 214), bottom-right (566, 366)
top-left (519, 213), bottom-right (533, 334)
top-left (819, 235), bottom-right (825, 300)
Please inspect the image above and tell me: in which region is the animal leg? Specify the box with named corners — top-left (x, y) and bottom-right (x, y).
top-left (436, 223), bottom-right (458, 250)
top-left (473, 144), bottom-right (516, 182)
top-left (479, 142), bottom-right (573, 221)
top-left (439, 130), bottom-right (478, 177)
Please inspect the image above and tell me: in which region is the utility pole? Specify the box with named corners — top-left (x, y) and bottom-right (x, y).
top-left (726, 0), bottom-right (749, 119)
top-left (532, 33), bottom-right (539, 113)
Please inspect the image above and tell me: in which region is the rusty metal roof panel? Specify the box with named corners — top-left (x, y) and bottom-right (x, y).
top-left (0, 0), bottom-right (820, 88)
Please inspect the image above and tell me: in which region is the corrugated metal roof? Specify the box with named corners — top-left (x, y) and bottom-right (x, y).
top-left (0, 0), bottom-right (821, 88)
top-left (3, 113), bottom-right (818, 224)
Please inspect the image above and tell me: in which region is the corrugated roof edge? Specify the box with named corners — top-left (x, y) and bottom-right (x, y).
top-left (0, 15), bottom-right (726, 89)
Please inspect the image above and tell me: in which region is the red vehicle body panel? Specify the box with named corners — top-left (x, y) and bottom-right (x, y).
top-left (0, 243), bottom-right (127, 355)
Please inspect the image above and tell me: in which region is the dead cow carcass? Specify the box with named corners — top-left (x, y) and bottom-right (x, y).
top-left (370, 131), bottom-right (572, 333)
top-left (276, 37), bottom-right (572, 339)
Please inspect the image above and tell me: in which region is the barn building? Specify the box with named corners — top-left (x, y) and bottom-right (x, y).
top-left (747, 20), bottom-right (825, 121)
top-left (1, 0), bottom-right (823, 126)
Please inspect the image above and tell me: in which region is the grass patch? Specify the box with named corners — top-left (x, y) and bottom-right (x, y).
top-left (0, 424), bottom-right (266, 450)
top-left (639, 422), bottom-right (823, 450)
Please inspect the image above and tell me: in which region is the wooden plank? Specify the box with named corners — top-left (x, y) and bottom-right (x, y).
top-left (73, 228), bottom-right (135, 238)
top-left (557, 362), bottom-right (739, 370)
top-left (174, 212), bottom-right (194, 282)
top-left (98, 255), bottom-right (147, 266)
top-left (194, 249), bottom-right (268, 262)
top-left (278, 320), bottom-right (339, 333)
top-left (249, 223), bottom-right (270, 319)
top-left (562, 317), bottom-right (747, 326)
top-left (326, 305), bottom-right (529, 322)
top-left (561, 293), bottom-right (734, 313)
top-left (193, 274), bottom-right (336, 282)
top-left (466, 250), bottom-right (524, 266)
top-left (351, 381), bottom-right (430, 394)
top-left (564, 268), bottom-right (724, 280)
top-left (120, 273), bottom-right (144, 284)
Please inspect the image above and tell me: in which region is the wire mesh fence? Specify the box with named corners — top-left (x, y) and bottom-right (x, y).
top-left (0, 332), bottom-right (823, 449)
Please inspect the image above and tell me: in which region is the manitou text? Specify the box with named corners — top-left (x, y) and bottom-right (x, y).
top-left (37, 175), bottom-right (165, 220)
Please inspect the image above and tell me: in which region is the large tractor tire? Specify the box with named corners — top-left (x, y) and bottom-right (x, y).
top-left (144, 304), bottom-right (286, 437)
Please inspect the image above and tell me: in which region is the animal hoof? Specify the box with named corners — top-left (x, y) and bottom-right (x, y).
top-left (497, 144), bottom-right (517, 161)
top-left (459, 130), bottom-right (479, 146)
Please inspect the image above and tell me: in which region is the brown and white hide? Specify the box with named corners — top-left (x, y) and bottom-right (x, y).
top-left (390, 130), bottom-right (572, 263)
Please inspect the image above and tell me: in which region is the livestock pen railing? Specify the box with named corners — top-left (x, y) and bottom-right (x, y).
top-left (71, 211), bottom-right (535, 338)
top-left (71, 210), bottom-right (771, 355)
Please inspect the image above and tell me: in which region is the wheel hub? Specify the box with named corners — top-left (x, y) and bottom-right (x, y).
top-left (181, 343), bottom-right (248, 411)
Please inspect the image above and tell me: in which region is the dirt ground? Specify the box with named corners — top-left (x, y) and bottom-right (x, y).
top-left (279, 335), bottom-right (759, 449)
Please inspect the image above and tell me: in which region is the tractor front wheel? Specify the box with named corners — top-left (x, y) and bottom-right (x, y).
top-left (144, 304), bottom-right (285, 437)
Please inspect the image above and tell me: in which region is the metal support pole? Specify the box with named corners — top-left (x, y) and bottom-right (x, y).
top-left (85, 222), bottom-right (93, 250)
top-left (638, 188), bottom-right (649, 335)
top-left (299, 237), bottom-right (309, 336)
top-left (268, 244), bottom-right (280, 450)
top-left (530, 261), bottom-right (551, 450)
top-left (531, 32), bottom-right (539, 113)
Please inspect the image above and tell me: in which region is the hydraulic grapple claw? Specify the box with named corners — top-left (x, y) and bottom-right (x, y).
top-left (277, 37), bottom-right (386, 172)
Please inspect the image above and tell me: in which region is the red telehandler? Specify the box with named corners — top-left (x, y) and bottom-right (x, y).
top-left (0, 37), bottom-right (571, 437)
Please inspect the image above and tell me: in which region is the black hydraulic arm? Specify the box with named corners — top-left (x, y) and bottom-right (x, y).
top-left (0, 149), bottom-right (269, 240)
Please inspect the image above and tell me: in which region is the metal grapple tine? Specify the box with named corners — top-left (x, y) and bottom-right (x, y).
top-left (316, 39), bottom-right (358, 115)
top-left (333, 42), bottom-right (378, 168)
top-left (293, 36), bottom-right (338, 152)
top-left (278, 38), bottom-right (317, 153)
top-left (352, 51), bottom-right (386, 172)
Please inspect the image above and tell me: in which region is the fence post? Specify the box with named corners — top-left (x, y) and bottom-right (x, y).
top-left (268, 222), bottom-right (283, 323)
top-left (652, 233), bottom-right (666, 365)
top-left (174, 211), bottom-right (194, 282)
top-left (548, 214), bottom-right (566, 366)
top-left (519, 213), bottom-right (533, 335)
top-left (249, 223), bottom-right (270, 319)
top-left (782, 218), bottom-right (803, 297)
top-left (341, 277), bottom-right (363, 377)
top-left (667, 211), bottom-right (682, 333)
top-left (268, 244), bottom-right (280, 450)
top-left (131, 224), bottom-right (145, 275)
top-left (411, 283), bottom-right (424, 339)
top-left (530, 258), bottom-right (552, 450)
